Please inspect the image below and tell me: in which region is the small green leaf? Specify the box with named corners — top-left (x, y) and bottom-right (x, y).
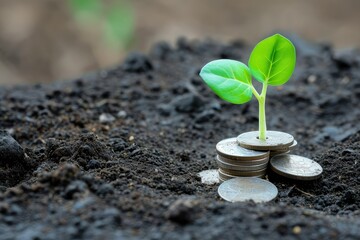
top-left (248, 34), bottom-right (296, 86)
top-left (69, 0), bottom-right (101, 17)
top-left (199, 59), bottom-right (253, 104)
top-left (104, 3), bottom-right (134, 47)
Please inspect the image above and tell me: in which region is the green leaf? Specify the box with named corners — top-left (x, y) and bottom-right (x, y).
top-left (69, 0), bottom-right (101, 16)
top-left (199, 59), bottom-right (253, 104)
top-left (104, 2), bottom-right (134, 47)
top-left (248, 34), bottom-right (296, 86)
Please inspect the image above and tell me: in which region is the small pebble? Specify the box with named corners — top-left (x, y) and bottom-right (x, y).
top-left (307, 75), bottom-right (317, 83)
top-left (99, 113), bottom-right (115, 123)
top-left (117, 110), bottom-right (127, 118)
top-left (123, 52), bottom-right (153, 73)
top-left (292, 226), bottom-right (302, 234)
top-left (64, 180), bottom-right (87, 199)
top-left (197, 169), bottom-right (219, 185)
top-left (165, 197), bottom-right (199, 225)
top-left (87, 159), bottom-right (101, 169)
top-left (0, 130), bottom-right (25, 165)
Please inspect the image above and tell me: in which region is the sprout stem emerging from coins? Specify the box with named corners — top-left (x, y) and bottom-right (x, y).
top-left (199, 34), bottom-right (296, 140)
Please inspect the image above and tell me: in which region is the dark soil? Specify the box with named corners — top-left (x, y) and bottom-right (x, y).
top-left (0, 36), bottom-right (360, 239)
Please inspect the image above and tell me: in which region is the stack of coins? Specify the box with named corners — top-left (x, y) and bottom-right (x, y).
top-left (215, 131), bottom-right (323, 202)
top-left (216, 138), bottom-right (270, 182)
top-left (237, 131), bottom-right (296, 157)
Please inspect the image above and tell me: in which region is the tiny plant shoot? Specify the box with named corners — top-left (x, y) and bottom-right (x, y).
top-left (199, 34), bottom-right (296, 140)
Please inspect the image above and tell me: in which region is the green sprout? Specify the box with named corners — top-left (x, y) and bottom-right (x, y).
top-left (199, 34), bottom-right (296, 140)
top-left (68, 0), bottom-right (134, 48)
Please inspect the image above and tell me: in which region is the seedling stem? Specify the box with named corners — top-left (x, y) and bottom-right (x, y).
top-left (251, 82), bottom-right (268, 140)
top-left (199, 34), bottom-right (296, 141)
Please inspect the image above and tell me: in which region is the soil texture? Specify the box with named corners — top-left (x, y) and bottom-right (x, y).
top-left (0, 36), bottom-right (360, 239)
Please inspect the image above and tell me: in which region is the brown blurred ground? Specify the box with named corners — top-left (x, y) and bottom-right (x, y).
top-left (0, 0), bottom-right (359, 85)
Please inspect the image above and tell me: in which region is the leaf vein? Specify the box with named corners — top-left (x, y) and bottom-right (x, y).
top-left (268, 64), bottom-right (290, 80)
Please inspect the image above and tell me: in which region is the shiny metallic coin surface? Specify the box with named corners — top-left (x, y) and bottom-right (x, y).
top-left (218, 177), bottom-right (278, 203)
top-left (218, 168), bottom-right (267, 178)
top-left (217, 155), bottom-right (269, 166)
top-left (216, 138), bottom-right (269, 160)
top-left (219, 168), bottom-right (267, 177)
top-left (216, 157), bottom-right (268, 171)
top-left (219, 173), bottom-right (266, 180)
top-left (270, 154), bottom-right (323, 180)
top-left (288, 140), bottom-right (297, 150)
top-left (270, 149), bottom-right (290, 154)
top-left (237, 131), bottom-right (294, 151)
top-left (218, 176), bottom-right (227, 183)
top-left (271, 140), bottom-right (298, 152)
top-left (270, 150), bottom-right (290, 157)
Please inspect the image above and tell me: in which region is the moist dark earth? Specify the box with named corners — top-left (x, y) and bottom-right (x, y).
top-left (0, 35), bottom-right (360, 239)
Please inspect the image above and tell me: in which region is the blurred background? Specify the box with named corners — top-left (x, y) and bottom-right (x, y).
top-left (0, 0), bottom-right (359, 85)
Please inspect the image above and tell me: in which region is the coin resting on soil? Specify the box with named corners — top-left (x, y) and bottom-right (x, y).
top-left (218, 177), bottom-right (278, 203)
top-left (270, 154), bottom-right (323, 180)
top-left (215, 137), bottom-right (272, 181)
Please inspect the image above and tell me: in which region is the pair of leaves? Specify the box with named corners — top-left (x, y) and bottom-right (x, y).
top-left (200, 34), bottom-right (296, 104)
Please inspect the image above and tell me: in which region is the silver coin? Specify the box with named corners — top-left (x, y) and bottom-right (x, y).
top-left (218, 177), bottom-right (278, 203)
top-left (216, 157), bottom-right (268, 171)
top-left (216, 138), bottom-right (269, 160)
top-left (270, 150), bottom-right (290, 157)
top-left (219, 168), bottom-right (267, 176)
top-left (270, 146), bottom-right (289, 152)
top-left (237, 131), bottom-right (294, 151)
top-left (218, 169), bottom-right (266, 180)
top-left (289, 140), bottom-right (297, 150)
top-left (270, 154), bottom-right (323, 180)
top-left (218, 168), bottom-right (267, 178)
top-left (219, 173), bottom-right (266, 180)
top-left (218, 175), bottom-right (227, 183)
top-left (217, 155), bottom-right (269, 166)
top-left (270, 149), bottom-right (290, 154)
top-left (273, 140), bottom-right (297, 152)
